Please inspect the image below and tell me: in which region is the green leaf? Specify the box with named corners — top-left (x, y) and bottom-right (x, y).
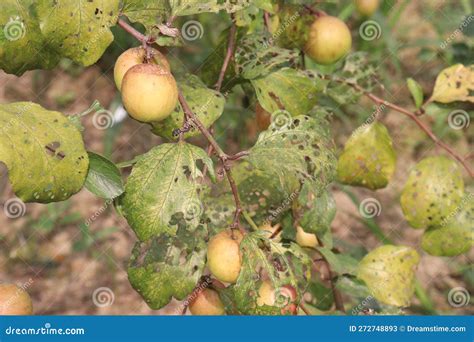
top-left (36, 0), bottom-right (119, 66)
top-left (0, 102), bottom-right (88, 203)
top-left (306, 281), bottom-right (333, 311)
top-left (151, 75), bottom-right (225, 140)
top-left (406, 78), bottom-right (424, 108)
top-left (251, 67), bottom-right (321, 116)
top-left (400, 156), bottom-right (464, 229)
top-left (85, 152), bottom-right (124, 199)
top-left (275, 4), bottom-right (313, 50)
top-left (128, 226), bottom-right (207, 309)
top-left (232, 232), bottom-right (312, 315)
top-left (421, 193), bottom-right (473, 256)
top-left (122, 142), bottom-right (215, 241)
top-left (0, 0), bottom-right (60, 75)
top-left (429, 64), bottom-right (474, 104)
top-left (234, 34), bottom-right (300, 80)
top-left (317, 247), bottom-right (359, 276)
top-left (357, 245), bottom-right (420, 307)
top-left (169, 0), bottom-right (252, 16)
top-left (337, 122), bottom-right (396, 190)
top-left (121, 0), bottom-right (170, 28)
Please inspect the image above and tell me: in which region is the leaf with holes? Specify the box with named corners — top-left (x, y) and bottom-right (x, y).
top-left (429, 64), bottom-right (474, 104)
top-left (234, 34), bottom-right (300, 80)
top-left (357, 245), bottom-right (420, 307)
top-left (337, 122), bottom-right (396, 190)
top-left (169, 0), bottom-right (252, 16)
top-left (400, 156), bottom-right (464, 229)
top-left (251, 68), bottom-right (321, 116)
top-left (0, 0), bottom-right (60, 75)
top-left (0, 102), bottom-right (88, 203)
top-left (421, 193), bottom-right (473, 256)
top-left (85, 152), bottom-right (124, 199)
top-left (230, 232), bottom-right (312, 315)
top-left (151, 75), bottom-right (225, 140)
top-left (128, 226), bottom-right (207, 309)
top-left (122, 142), bottom-right (215, 241)
top-left (36, 0), bottom-right (119, 66)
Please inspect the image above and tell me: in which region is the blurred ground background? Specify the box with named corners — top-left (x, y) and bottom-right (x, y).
top-left (0, 1), bottom-right (472, 314)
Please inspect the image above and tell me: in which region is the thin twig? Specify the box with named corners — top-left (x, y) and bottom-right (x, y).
top-left (215, 16), bottom-right (237, 92)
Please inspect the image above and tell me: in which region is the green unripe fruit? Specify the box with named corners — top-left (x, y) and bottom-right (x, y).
top-left (355, 0), bottom-right (380, 17)
top-left (189, 288), bottom-right (225, 315)
top-left (207, 230), bottom-right (243, 283)
top-left (121, 64), bottom-right (178, 123)
top-left (0, 283), bottom-right (33, 315)
top-left (400, 156), bottom-right (464, 229)
top-left (114, 47), bottom-right (170, 90)
top-left (305, 16), bottom-right (352, 65)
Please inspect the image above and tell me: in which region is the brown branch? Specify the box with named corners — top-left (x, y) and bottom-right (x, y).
top-left (263, 11), bottom-right (271, 31)
top-left (117, 18), bottom-right (151, 44)
top-left (330, 78), bottom-right (473, 178)
top-left (215, 16), bottom-right (237, 92)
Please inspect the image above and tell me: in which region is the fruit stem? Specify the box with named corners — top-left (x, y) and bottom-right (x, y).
top-left (117, 18), bottom-right (153, 45)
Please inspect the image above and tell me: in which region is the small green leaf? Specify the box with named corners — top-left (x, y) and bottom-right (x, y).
top-left (421, 193), bottom-right (473, 256)
top-left (36, 0), bottom-right (120, 66)
top-left (251, 68), bottom-right (321, 116)
top-left (406, 78), bottom-right (424, 108)
top-left (337, 122), bottom-right (396, 190)
top-left (317, 247), bottom-right (359, 276)
top-left (0, 102), bottom-right (88, 203)
top-left (400, 156), bottom-right (464, 229)
top-left (357, 245), bottom-right (420, 307)
top-left (85, 152), bottom-right (124, 199)
top-left (151, 75), bottom-right (225, 140)
top-left (122, 142), bottom-right (215, 241)
top-left (128, 226), bottom-right (207, 309)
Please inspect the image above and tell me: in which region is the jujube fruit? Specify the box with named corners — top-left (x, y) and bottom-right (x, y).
top-left (355, 0), bottom-right (380, 17)
top-left (257, 280), bottom-right (298, 315)
top-left (121, 64), bottom-right (178, 123)
top-left (207, 230), bottom-right (243, 283)
top-left (305, 16), bottom-right (352, 65)
top-left (0, 283), bottom-right (33, 315)
top-left (295, 226), bottom-right (319, 248)
top-left (189, 288), bottom-right (225, 315)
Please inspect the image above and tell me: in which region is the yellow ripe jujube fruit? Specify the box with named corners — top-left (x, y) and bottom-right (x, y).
top-left (207, 230), bottom-right (243, 283)
top-left (0, 283), bottom-right (33, 315)
top-left (305, 16), bottom-right (352, 65)
top-left (114, 47), bottom-right (170, 90)
top-left (295, 226), bottom-right (319, 248)
top-left (355, 0), bottom-right (380, 17)
top-left (257, 280), bottom-right (298, 315)
top-left (121, 63), bottom-right (178, 123)
top-left (189, 288), bottom-right (225, 315)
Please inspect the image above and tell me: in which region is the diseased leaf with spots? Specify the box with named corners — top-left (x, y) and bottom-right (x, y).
top-left (85, 152), bottom-right (124, 199)
top-left (276, 4), bottom-right (313, 50)
top-left (234, 34), bottom-right (300, 80)
top-left (122, 142), bottom-right (215, 241)
top-left (400, 156), bottom-right (464, 229)
top-left (337, 122), bottom-right (396, 190)
top-left (421, 193), bottom-right (473, 256)
top-left (0, 102), bottom-right (88, 203)
top-left (230, 232), bottom-right (312, 315)
top-left (251, 67), bottom-right (321, 116)
top-left (128, 226), bottom-right (207, 309)
top-left (169, 0), bottom-right (252, 16)
top-left (0, 0), bottom-right (60, 75)
top-left (151, 75), bottom-right (225, 140)
top-left (357, 245), bottom-right (420, 307)
top-left (429, 64), bottom-right (474, 104)
top-left (120, 0), bottom-right (170, 28)
top-left (37, 0), bottom-right (120, 66)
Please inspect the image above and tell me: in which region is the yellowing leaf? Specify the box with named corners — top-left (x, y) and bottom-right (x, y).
top-left (430, 64), bottom-right (474, 104)
top-left (357, 245), bottom-right (420, 307)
